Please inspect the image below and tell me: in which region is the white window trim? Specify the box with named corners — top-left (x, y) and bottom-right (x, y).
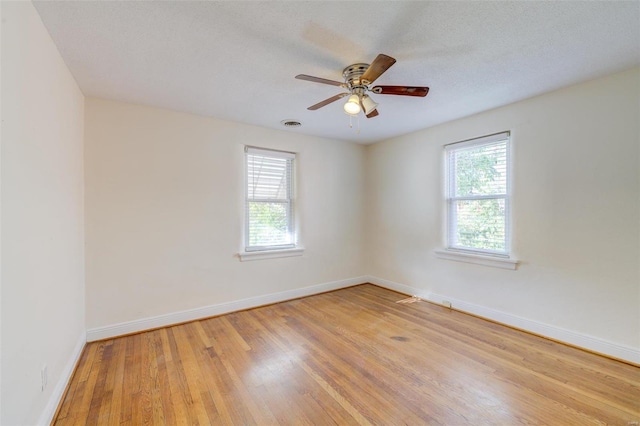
top-left (239, 246), bottom-right (305, 262)
top-left (441, 131), bottom-right (516, 268)
top-left (434, 249), bottom-right (519, 270)
top-left (240, 146), bottom-right (302, 261)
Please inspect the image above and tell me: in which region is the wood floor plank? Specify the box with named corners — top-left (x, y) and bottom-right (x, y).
top-left (350, 288), bottom-right (639, 412)
top-left (262, 306), bottom-right (429, 420)
top-left (226, 307), bottom-right (363, 424)
top-left (225, 312), bottom-right (342, 424)
top-left (54, 342), bottom-right (97, 423)
top-left (54, 284), bottom-right (640, 425)
top-left (162, 328), bottom-right (193, 423)
top-left (280, 306), bottom-right (482, 423)
top-left (243, 308), bottom-right (373, 425)
top-left (171, 324), bottom-right (212, 424)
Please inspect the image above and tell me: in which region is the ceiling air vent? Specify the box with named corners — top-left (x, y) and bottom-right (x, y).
top-left (280, 119), bottom-right (302, 128)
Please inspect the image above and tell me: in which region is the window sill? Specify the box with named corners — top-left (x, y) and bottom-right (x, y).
top-left (238, 247), bottom-right (305, 262)
top-left (434, 249), bottom-right (519, 270)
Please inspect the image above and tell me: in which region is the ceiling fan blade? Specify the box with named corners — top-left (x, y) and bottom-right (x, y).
top-left (295, 74), bottom-right (345, 87)
top-left (307, 93), bottom-right (348, 110)
top-left (361, 54), bottom-right (396, 84)
top-left (372, 86), bottom-right (429, 97)
top-left (366, 109), bottom-right (379, 119)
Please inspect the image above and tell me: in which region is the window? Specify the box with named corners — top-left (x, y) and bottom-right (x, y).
top-left (245, 146), bottom-right (296, 252)
top-left (445, 132), bottom-right (511, 256)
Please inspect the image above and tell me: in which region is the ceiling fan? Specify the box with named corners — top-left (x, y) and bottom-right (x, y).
top-left (295, 54), bottom-right (429, 118)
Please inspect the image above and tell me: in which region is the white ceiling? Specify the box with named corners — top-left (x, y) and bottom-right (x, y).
top-left (33, 1), bottom-right (640, 144)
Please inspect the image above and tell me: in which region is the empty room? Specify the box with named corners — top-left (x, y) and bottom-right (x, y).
top-left (2, 1), bottom-right (639, 424)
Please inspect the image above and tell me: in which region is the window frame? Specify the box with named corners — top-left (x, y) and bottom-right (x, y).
top-left (243, 146), bottom-right (297, 254)
top-left (444, 131), bottom-right (512, 258)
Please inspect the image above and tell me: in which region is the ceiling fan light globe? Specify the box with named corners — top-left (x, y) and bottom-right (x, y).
top-left (343, 95), bottom-right (361, 115)
top-left (343, 104), bottom-right (360, 115)
top-left (362, 95), bottom-right (378, 114)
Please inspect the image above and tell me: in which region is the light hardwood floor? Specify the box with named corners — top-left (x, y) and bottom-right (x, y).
top-left (54, 284), bottom-right (640, 425)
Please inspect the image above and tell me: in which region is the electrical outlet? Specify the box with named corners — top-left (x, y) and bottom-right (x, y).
top-left (41, 365), bottom-right (48, 391)
top-left (442, 300), bottom-right (452, 309)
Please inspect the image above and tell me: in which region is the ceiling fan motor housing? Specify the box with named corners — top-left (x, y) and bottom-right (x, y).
top-left (343, 63), bottom-right (370, 90)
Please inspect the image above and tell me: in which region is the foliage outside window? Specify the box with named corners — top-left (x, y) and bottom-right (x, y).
top-left (445, 132), bottom-right (510, 256)
top-left (245, 147), bottom-right (296, 251)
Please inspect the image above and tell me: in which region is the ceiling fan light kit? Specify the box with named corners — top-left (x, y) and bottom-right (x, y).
top-left (295, 53), bottom-right (429, 124)
top-left (361, 95), bottom-right (378, 115)
top-left (343, 94), bottom-right (361, 115)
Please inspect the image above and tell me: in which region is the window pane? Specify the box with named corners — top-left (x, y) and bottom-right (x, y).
top-left (248, 201), bottom-right (292, 246)
top-left (452, 198), bottom-right (506, 252)
top-left (245, 147), bottom-right (295, 251)
top-left (453, 142), bottom-right (507, 197)
top-left (247, 155), bottom-right (289, 200)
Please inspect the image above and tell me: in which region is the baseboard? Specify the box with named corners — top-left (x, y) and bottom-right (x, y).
top-left (364, 275), bottom-right (431, 300)
top-left (86, 276), bottom-right (367, 342)
top-left (38, 332), bottom-right (85, 426)
top-left (367, 275), bottom-right (640, 365)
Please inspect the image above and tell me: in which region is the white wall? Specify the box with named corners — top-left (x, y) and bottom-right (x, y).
top-left (84, 98), bottom-right (366, 330)
top-left (366, 67), bottom-right (640, 359)
top-left (1, 2), bottom-right (86, 425)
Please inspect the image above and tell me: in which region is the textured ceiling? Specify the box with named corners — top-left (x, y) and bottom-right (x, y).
top-left (33, 1), bottom-right (640, 144)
